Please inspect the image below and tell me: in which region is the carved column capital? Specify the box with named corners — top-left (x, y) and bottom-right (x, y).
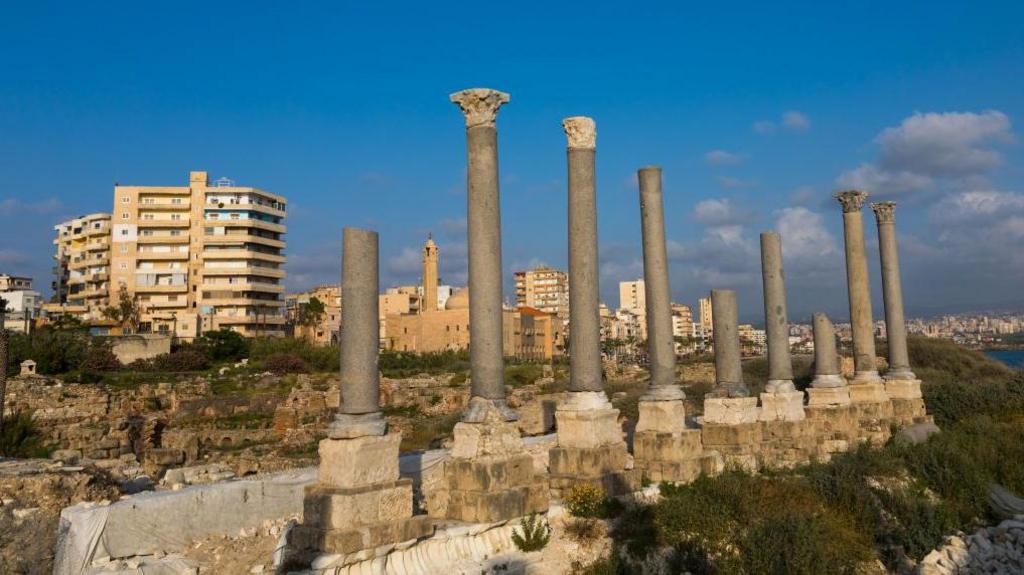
top-left (562, 116), bottom-right (596, 149)
top-left (449, 88), bottom-right (510, 128)
top-left (870, 201), bottom-right (897, 223)
top-left (834, 190), bottom-right (869, 213)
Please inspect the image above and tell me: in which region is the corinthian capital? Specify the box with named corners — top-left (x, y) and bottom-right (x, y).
top-left (870, 201), bottom-right (897, 223)
top-left (833, 190), bottom-right (869, 213)
top-left (449, 88), bottom-right (510, 129)
top-left (562, 116), bottom-right (596, 149)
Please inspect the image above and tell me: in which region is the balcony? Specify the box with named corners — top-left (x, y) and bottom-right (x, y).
top-left (136, 250), bottom-right (190, 260)
top-left (137, 234), bottom-right (190, 244)
top-left (201, 249), bottom-right (286, 263)
top-left (135, 284), bottom-right (189, 294)
top-left (138, 218), bottom-right (190, 227)
top-left (138, 201), bottom-right (190, 211)
top-left (141, 300), bottom-right (188, 309)
top-left (201, 266), bottom-right (285, 279)
top-left (204, 234), bottom-right (285, 249)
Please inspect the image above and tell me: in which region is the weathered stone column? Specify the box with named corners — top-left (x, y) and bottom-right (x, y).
top-left (329, 227), bottom-right (386, 438)
top-left (870, 202), bottom-right (915, 381)
top-left (438, 88), bottom-right (547, 522)
top-left (550, 117), bottom-right (635, 495)
top-left (758, 232), bottom-right (805, 421)
top-left (637, 166), bottom-right (684, 402)
top-left (811, 313), bottom-right (844, 388)
top-left (760, 231), bottom-right (795, 393)
top-left (704, 289), bottom-right (759, 428)
top-left (450, 88), bottom-right (516, 422)
top-left (835, 190), bottom-right (883, 386)
top-left (292, 227), bottom-right (431, 565)
top-left (870, 202), bottom-right (925, 418)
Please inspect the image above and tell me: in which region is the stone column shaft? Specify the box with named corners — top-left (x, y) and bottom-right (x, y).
top-left (835, 191), bottom-right (881, 383)
top-left (711, 289), bottom-right (747, 396)
top-left (330, 227), bottom-right (386, 438)
top-left (565, 117), bottom-right (603, 395)
top-left (450, 88), bottom-right (514, 421)
top-left (638, 166), bottom-right (683, 401)
top-left (871, 202), bottom-right (915, 380)
top-left (811, 312), bottom-right (844, 388)
top-left (760, 231), bottom-right (795, 392)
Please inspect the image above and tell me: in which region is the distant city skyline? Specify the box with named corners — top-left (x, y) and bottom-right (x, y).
top-left (1, 2), bottom-right (1022, 321)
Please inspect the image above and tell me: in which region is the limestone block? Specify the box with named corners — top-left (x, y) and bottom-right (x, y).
top-left (303, 480), bottom-right (414, 530)
top-left (806, 386), bottom-right (852, 406)
top-left (555, 407), bottom-right (624, 449)
top-left (633, 429), bottom-right (703, 463)
top-left (548, 444), bottom-right (629, 479)
top-left (703, 397), bottom-right (759, 425)
top-left (318, 434), bottom-right (400, 489)
top-left (444, 454), bottom-right (534, 492)
top-left (885, 379), bottom-right (923, 400)
top-left (701, 422), bottom-right (762, 447)
top-left (848, 382), bottom-right (889, 404)
top-left (290, 514), bottom-right (433, 556)
top-left (635, 400), bottom-right (687, 434)
top-left (891, 398), bottom-right (929, 423)
top-left (758, 391), bottom-right (806, 422)
top-left (450, 420), bottom-right (523, 459)
top-left (445, 481), bottom-right (548, 523)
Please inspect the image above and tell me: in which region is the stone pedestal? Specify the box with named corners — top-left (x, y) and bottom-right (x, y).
top-left (701, 422), bottom-right (761, 471)
top-left (441, 406), bottom-right (548, 523)
top-left (549, 393), bottom-right (636, 495)
top-left (633, 399), bottom-right (720, 483)
top-left (759, 419), bottom-right (818, 469)
top-left (885, 379), bottom-right (930, 426)
top-left (636, 399), bottom-right (687, 434)
top-left (291, 433), bottom-right (432, 562)
top-left (847, 383), bottom-right (894, 444)
top-left (759, 391), bottom-right (806, 422)
top-left (806, 386), bottom-right (852, 407)
top-left (848, 382), bottom-right (889, 404)
top-left (703, 396), bottom-right (759, 425)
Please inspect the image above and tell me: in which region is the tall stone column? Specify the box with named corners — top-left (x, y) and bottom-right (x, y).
top-left (637, 166), bottom-right (684, 402)
top-left (440, 88), bottom-right (547, 522)
top-left (834, 191), bottom-right (883, 386)
top-left (329, 227), bottom-right (386, 438)
top-left (870, 202), bottom-right (925, 418)
top-left (450, 88), bottom-right (515, 422)
top-left (870, 202), bottom-right (915, 381)
top-left (550, 117), bottom-right (635, 495)
top-left (759, 231), bottom-right (794, 393)
top-left (704, 289), bottom-right (758, 426)
top-left (758, 232), bottom-right (804, 421)
top-left (292, 227), bottom-right (432, 564)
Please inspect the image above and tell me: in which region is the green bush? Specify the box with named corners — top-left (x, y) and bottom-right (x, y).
top-left (249, 337), bottom-right (338, 372)
top-left (565, 483), bottom-right (609, 518)
top-left (378, 349), bottom-right (470, 378)
top-left (511, 513), bottom-right (551, 552)
top-left (78, 343), bottom-right (122, 373)
top-left (195, 329), bottom-right (251, 362)
top-left (6, 326), bottom-right (89, 376)
top-left (263, 353), bottom-right (311, 375)
top-left (505, 363), bottom-right (544, 387)
top-left (0, 411), bottom-right (50, 458)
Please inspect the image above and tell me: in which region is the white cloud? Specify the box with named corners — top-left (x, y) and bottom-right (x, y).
top-left (782, 111), bottom-right (811, 131)
top-left (752, 120), bottom-right (776, 134)
top-left (789, 185), bottom-right (817, 206)
top-left (0, 197), bottom-right (64, 216)
top-left (716, 175), bottom-right (754, 189)
top-left (704, 149), bottom-right (744, 166)
top-left (693, 198), bottom-right (755, 226)
top-left (774, 207), bottom-right (839, 272)
top-left (835, 164), bottom-right (933, 195)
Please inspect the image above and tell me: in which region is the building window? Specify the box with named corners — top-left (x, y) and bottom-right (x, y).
top-left (122, 197), bottom-right (130, 204)
top-left (121, 212), bottom-right (129, 219)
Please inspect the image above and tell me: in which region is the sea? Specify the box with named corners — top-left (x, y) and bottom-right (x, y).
top-left (984, 350), bottom-right (1024, 370)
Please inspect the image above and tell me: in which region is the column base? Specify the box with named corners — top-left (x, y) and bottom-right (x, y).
top-left (327, 411), bottom-right (387, 439)
top-left (884, 378), bottom-right (923, 400)
top-left (550, 393), bottom-right (636, 495)
top-left (636, 399), bottom-right (687, 433)
top-left (462, 396), bottom-right (518, 423)
top-left (703, 396), bottom-right (759, 425)
top-left (810, 374), bottom-right (847, 389)
top-left (706, 383), bottom-right (751, 399)
top-left (885, 379), bottom-right (929, 426)
top-left (885, 368), bottom-right (917, 382)
top-left (849, 370), bottom-right (884, 386)
top-left (640, 384), bottom-right (687, 402)
top-left (806, 386), bottom-right (851, 407)
top-left (765, 379), bottom-right (797, 393)
top-left (759, 391), bottom-right (806, 422)
top-left (848, 381), bottom-right (889, 404)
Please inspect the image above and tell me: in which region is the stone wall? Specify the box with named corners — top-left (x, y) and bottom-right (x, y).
top-left (105, 334), bottom-right (172, 364)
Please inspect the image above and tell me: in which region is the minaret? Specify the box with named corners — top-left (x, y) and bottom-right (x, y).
top-left (421, 233), bottom-right (439, 312)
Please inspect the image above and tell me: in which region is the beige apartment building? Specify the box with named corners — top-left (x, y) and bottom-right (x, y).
top-left (108, 171), bottom-right (287, 339)
top-left (514, 266), bottom-right (569, 320)
top-left (49, 213), bottom-right (113, 319)
top-left (698, 296), bottom-right (713, 333)
top-left (619, 279), bottom-right (646, 313)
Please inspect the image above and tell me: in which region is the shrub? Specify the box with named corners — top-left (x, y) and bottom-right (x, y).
top-left (565, 517), bottom-right (603, 543)
top-left (565, 483), bottom-right (608, 518)
top-left (0, 411), bottom-right (50, 458)
top-left (378, 349), bottom-right (470, 378)
top-left (263, 353), bottom-right (310, 375)
top-left (6, 327), bottom-right (89, 376)
top-left (511, 513), bottom-right (551, 552)
top-left (249, 337), bottom-right (338, 372)
top-left (78, 343), bottom-right (122, 373)
top-left (505, 363), bottom-right (544, 387)
top-left (130, 348), bottom-right (211, 372)
top-left (195, 329), bottom-right (250, 362)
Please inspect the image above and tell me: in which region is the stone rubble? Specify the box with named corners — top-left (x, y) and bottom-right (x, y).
top-left (918, 517), bottom-right (1024, 574)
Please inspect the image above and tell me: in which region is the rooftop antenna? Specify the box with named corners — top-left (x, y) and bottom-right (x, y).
top-left (214, 177), bottom-right (234, 187)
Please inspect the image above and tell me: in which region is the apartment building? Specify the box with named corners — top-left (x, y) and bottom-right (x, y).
top-left (109, 171), bottom-right (287, 339)
top-left (50, 213), bottom-right (112, 319)
top-left (514, 266), bottom-right (569, 320)
top-left (619, 279), bottom-right (646, 314)
top-left (698, 296), bottom-right (713, 333)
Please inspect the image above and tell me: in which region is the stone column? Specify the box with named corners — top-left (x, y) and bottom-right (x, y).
top-left (293, 227), bottom-right (432, 564)
top-left (450, 88), bottom-right (515, 422)
top-left (835, 190), bottom-right (883, 385)
top-left (329, 227), bottom-right (386, 438)
top-left (704, 289), bottom-right (758, 425)
top-left (760, 231), bottom-right (794, 393)
top-left (811, 313), bottom-right (844, 388)
top-left (870, 202), bottom-right (915, 381)
top-left (550, 117), bottom-right (634, 495)
top-left (758, 232), bottom-right (804, 421)
top-left (564, 116), bottom-right (603, 399)
top-left (637, 166), bottom-right (684, 402)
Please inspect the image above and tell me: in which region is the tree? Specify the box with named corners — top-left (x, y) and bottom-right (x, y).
top-left (0, 297), bottom-right (8, 431)
top-left (103, 285), bottom-right (140, 334)
top-left (298, 296), bottom-right (326, 327)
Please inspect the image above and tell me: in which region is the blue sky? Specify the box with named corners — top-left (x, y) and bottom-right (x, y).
top-left (1, 1), bottom-right (1023, 322)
